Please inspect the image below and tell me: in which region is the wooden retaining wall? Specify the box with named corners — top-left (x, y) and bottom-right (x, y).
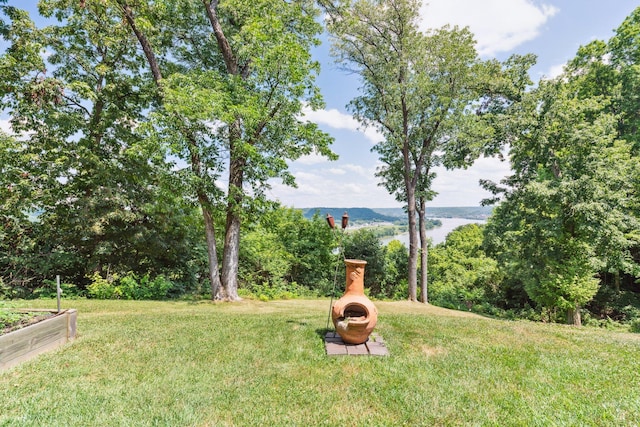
top-left (0, 309), bottom-right (77, 371)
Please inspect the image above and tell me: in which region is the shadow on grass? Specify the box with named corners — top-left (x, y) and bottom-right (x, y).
top-left (315, 328), bottom-right (335, 340)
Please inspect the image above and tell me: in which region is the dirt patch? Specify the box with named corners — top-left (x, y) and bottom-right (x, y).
top-left (421, 345), bottom-right (447, 357)
top-left (1, 312), bottom-right (56, 336)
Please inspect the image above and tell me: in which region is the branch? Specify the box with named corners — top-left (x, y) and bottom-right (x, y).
top-left (117, 0), bottom-right (163, 86)
top-left (202, 0), bottom-right (238, 75)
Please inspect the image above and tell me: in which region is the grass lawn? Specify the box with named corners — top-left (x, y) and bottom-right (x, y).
top-left (1, 298), bottom-right (639, 426)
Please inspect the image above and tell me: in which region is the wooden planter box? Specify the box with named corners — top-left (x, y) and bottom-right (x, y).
top-left (0, 309), bottom-right (77, 371)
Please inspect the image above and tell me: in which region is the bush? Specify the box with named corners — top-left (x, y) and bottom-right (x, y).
top-left (630, 319), bottom-right (640, 333)
top-left (0, 278), bottom-right (13, 299)
top-left (620, 305), bottom-right (640, 323)
top-left (32, 279), bottom-right (83, 299)
top-left (86, 272), bottom-right (175, 300)
top-left (240, 281), bottom-right (316, 301)
top-left (87, 273), bottom-right (121, 299)
top-left (118, 274), bottom-right (174, 300)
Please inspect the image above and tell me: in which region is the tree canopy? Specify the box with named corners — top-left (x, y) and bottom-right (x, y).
top-left (321, 0), bottom-right (532, 301)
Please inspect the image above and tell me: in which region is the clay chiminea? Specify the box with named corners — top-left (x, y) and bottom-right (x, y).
top-left (332, 259), bottom-right (378, 344)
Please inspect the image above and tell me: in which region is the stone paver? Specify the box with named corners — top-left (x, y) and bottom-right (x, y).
top-left (324, 331), bottom-right (390, 356)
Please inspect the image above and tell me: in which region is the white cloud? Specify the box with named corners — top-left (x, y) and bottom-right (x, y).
top-left (420, 0), bottom-right (559, 56)
top-left (296, 152), bottom-right (332, 165)
top-left (542, 62), bottom-right (566, 80)
top-left (301, 106), bottom-right (384, 144)
top-left (268, 164), bottom-right (398, 208)
top-left (430, 155), bottom-right (511, 206)
top-left (327, 167), bottom-right (347, 175)
top-left (342, 164), bottom-right (370, 177)
top-left (272, 152), bottom-right (512, 208)
top-left (302, 106), bottom-right (358, 130)
top-left (0, 119), bottom-right (13, 134)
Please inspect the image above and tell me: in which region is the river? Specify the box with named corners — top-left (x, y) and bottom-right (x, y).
top-left (379, 217), bottom-right (486, 246)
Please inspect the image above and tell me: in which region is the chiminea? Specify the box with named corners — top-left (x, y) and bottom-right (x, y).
top-left (331, 259), bottom-right (378, 344)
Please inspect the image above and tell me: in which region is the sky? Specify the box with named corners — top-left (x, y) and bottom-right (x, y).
top-left (266, 0), bottom-right (640, 208)
top-left (1, 0), bottom-right (639, 208)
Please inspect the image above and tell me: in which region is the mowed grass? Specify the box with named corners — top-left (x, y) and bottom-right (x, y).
top-left (1, 299), bottom-right (639, 426)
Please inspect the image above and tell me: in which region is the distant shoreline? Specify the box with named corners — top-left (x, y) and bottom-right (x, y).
top-left (301, 206), bottom-right (494, 222)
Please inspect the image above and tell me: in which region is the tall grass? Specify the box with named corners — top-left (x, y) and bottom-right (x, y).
top-left (1, 299), bottom-right (639, 426)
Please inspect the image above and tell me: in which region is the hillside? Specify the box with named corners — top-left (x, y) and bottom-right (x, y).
top-left (303, 206), bottom-right (494, 221)
top-left (302, 207), bottom-right (399, 223)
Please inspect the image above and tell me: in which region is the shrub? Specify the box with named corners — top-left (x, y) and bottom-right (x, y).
top-left (86, 272), bottom-right (175, 300)
top-left (87, 273), bottom-right (121, 299)
top-left (241, 281), bottom-right (316, 301)
top-left (620, 305), bottom-right (640, 323)
top-left (33, 279), bottom-right (83, 299)
top-left (630, 319), bottom-right (640, 333)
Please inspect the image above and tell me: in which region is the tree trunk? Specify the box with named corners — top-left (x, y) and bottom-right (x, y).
top-left (418, 197), bottom-right (428, 304)
top-left (220, 130), bottom-right (244, 301)
top-left (567, 305), bottom-right (581, 326)
top-left (199, 198), bottom-right (223, 298)
top-left (220, 211), bottom-right (241, 300)
top-left (406, 188), bottom-right (418, 302)
top-left (203, 0), bottom-right (245, 301)
top-left (118, 2), bottom-right (226, 298)
top-left (189, 134), bottom-right (223, 300)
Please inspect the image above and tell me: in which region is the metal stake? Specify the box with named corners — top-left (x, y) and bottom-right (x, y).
top-left (56, 275), bottom-right (61, 313)
top-left (325, 212), bottom-right (348, 332)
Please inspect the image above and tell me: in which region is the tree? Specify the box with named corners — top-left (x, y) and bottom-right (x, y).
top-left (116, 0), bottom-right (335, 300)
top-left (484, 8), bottom-right (640, 325)
top-left (564, 11), bottom-right (640, 291)
top-left (238, 206), bottom-right (337, 295)
top-left (428, 224), bottom-right (501, 311)
top-left (321, 0), bottom-right (531, 301)
top-left (483, 78), bottom-right (635, 325)
top-left (342, 228), bottom-right (387, 297)
top-left (0, 2), bottom-right (204, 292)
top-left (383, 239), bottom-right (409, 299)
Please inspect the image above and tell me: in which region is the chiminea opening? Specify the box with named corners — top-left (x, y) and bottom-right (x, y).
top-left (342, 303), bottom-right (368, 321)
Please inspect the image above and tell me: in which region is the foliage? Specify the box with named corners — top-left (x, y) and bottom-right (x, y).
top-left (587, 283), bottom-right (640, 323)
top-left (32, 279), bottom-right (82, 299)
top-left (342, 228), bottom-right (387, 296)
top-left (126, 0), bottom-right (336, 300)
top-left (428, 224), bottom-right (502, 311)
top-left (342, 228), bottom-right (409, 299)
top-left (86, 272), bottom-right (176, 300)
top-left (384, 239), bottom-right (409, 299)
top-left (238, 206), bottom-right (338, 296)
top-left (0, 2), bottom-right (207, 294)
top-left (0, 1), bottom-right (335, 301)
top-left (0, 301), bottom-right (33, 331)
top-left (86, 273), bottom-right (121, 300)
top-left (482, 8), bottom-right (640, 325)
top-left (482, 73), bottom-right (633, 323)
top-left (238, 281), bottom-right (316, 301)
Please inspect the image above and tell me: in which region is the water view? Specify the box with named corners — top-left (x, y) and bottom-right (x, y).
top-left (379, 217), bottom-right (486, 246)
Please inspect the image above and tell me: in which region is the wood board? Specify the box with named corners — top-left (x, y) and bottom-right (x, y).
top-left (0, 309), bottom-right (77, 371)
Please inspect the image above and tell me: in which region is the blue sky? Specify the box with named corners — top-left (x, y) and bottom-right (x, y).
top-left (2, 1), bottom-right (638, 208)
top-left (267, 0), bottom-right (639, 208)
